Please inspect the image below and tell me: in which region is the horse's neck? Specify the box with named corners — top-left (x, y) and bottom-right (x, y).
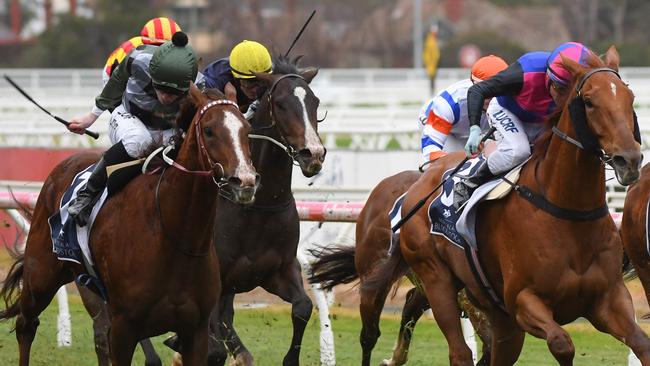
top-left (160, 137), bottom-right (219, 243)
top-left (251, 136), bottom-right (294, 205)
top-left (535, 118), bottom-right (606, 210)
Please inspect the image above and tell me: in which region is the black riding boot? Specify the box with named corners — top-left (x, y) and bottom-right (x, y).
top-left (68, 158), bottom-right (108, 227)
top-left (453, 162), bottom-right (496, 210)
top-left (68, 141), bottom-right (132, 226)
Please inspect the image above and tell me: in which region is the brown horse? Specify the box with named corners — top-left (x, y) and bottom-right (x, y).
top-left (621, 163), bottom-right (650, 315)
top-left (364, 46), bottom-right (650, 365)
top-left (309, 170), bottom-right (491, 366)
top-left (0, 86), bottom-right (259, 366)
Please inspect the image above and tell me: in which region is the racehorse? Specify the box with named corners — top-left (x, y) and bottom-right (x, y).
top-left (621, 163), bottom-right (650, 315)
top-left (0, 86), bottom-right (259, 366)
top-left (308, 170), bottom-right (491, 366)
top-left (161, 55), bottom-right (324, 366)
top-left (364, 46), bottom-right (650, 365)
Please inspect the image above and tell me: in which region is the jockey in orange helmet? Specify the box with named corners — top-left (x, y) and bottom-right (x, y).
top-left (419, 55), bottom-right (508, 166)
top-left (102, 17), bottom-right (182, 84)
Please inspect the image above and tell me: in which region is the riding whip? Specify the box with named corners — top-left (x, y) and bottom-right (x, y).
top-left (392, 126), bottom-right (497, 232)
top-left (284, 10), bottom-right (316, 57)
top-left (3, 75), bottom-right (100, 140)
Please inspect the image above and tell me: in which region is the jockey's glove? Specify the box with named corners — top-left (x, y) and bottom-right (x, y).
top-left (464, 125), bottom-right (482, 157)
top-left (244, 100), bottom-right (260, 121)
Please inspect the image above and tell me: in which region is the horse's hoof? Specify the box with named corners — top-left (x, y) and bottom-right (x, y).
top-left (171, 352), bottom-right (183, 366)
top-left (230, 352), bottom-right (254, 366)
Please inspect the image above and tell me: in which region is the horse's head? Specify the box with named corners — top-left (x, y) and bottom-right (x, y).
top-left (252, 56), bottom-right (326, 177)
top-left (560, 46), bottom-right (642, 185)
top-left (180, 85), bottom-right (260, 203)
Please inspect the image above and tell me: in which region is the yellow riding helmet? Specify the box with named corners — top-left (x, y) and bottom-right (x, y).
top-left (141, 17), bottom-right (182, 45)
top-left (229, 40), bottom-right (272, 79)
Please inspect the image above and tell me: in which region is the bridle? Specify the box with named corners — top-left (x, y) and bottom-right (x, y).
top-left (551, 67), bottom-right (640, 164)
top-left (159, 98), bottom-right (240, 187)
top-left (248, 73), bottom-right (313, 164)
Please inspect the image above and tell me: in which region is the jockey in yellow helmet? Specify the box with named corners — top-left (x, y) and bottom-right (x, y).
top-left (199, 40), bottom-right (272, 118)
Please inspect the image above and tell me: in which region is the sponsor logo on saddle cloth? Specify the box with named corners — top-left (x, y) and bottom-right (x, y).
top-left (427, 155), bottom-right (524, 249)
top-left (48, 163), bottom-right (110, 299)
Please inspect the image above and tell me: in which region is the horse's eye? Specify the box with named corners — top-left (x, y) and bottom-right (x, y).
top-left (203, 127), bottom-right (213, 137)
top-left (584, 99), bottom-right (593, 108)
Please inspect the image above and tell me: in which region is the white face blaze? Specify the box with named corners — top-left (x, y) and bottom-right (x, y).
top-left (223, 110), bottom-right (256, 185)
top-left (293, 86), bottom-right (325, 157)
top-left (610, 82), bottom-right (617, 96)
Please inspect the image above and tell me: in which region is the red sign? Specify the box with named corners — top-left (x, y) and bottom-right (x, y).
top-left (459, 44), bottom-right (481, 68)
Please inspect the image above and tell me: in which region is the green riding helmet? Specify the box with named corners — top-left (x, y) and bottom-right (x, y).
top-left (149, 31), bottom-right (198, 95)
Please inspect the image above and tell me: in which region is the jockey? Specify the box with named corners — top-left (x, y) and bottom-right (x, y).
top-left (419, 55), bottom-right (508, 166)
top-left (453, 42), bottom-right (593, 207)
top-left (103, 17), bottom-right (182, 85)
top-left (198, 40), bottom-right (272, 118)
top-left (67, 31), bottom-right (198, 226)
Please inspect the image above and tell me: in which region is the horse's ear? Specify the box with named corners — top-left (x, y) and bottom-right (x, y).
top-left (560, 53), bottom-right (586, 78)
top-left (292, 55), bottom-right (304, 65)
top-left (224, 82), bottom-right (237, 103)
top-left (252, 71), bottom-right (276, 87)
top-left (300, 68), bottom-right (319, 84)
top-left (188, 83), bottom-right (203, 105)
top-left (603, 45), bottom-right (620, 71)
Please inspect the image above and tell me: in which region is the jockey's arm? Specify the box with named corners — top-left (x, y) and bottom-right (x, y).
top-left (466, 62), bottom-right (523, 129)
top-left (95, 50), bottom-right (133, 113)
top-left (420, 108), bottom-right (451, 165)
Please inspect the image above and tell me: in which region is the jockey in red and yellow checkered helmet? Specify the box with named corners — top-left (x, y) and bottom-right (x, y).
top-left (103, 36), bottom-right (144, 83)
top-left (140, 17), bottom-right (182, 46)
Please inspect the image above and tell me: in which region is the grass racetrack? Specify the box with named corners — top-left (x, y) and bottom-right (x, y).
top-left (0, 289), bottom-right (643, 365)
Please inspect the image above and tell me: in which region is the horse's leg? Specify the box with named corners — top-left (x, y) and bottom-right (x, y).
top-left (587, 283), bottom-right (650, 364)
top-left (78, 285), bottom-right (111, 366)
top-left (178, 321), bottom-right (210, 366)
top-left (458, 290), bottom-right (491, 365)
top-left (16, 238), bottom-right (71, 366)
top-left (484, 308), bottom-right (525, 366)
top-left (263, 261), bottom-right (313, 366)
top-left (358, 277), bottom-right (390, 366)
top-left (513, 289), bottom-right (574, 365)
top-left (108, 316), bottom-right (139, 366)
top-left (380, 287), bottom-right (430, 366)
top-left (409, 260), bottom-right (473, 366)
top-left (212, 294), bottom-right (253, 366)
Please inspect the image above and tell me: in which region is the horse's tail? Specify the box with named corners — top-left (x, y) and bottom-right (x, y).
top-left (307, 245), bottom-right (358, 291)
top-left (0, 253), bottom-right (25, 321)
top-left (360, 232), bottom-right (409, 296)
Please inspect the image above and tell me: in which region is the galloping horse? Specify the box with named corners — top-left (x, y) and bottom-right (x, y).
top-left (621, 163), bottom-right (650, 314)
top-left (0, 86), bottom-right (259, 365)
top-left (201, 55), bottom-right (325, 366)
top-left (365, 46), bottom-right (650, 365)
top-left (309, 170), bottom-right (491, 366)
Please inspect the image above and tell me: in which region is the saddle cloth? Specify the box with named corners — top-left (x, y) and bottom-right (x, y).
top-left (48, 163), bottom-right (110, 298)
top-left (388, 155), bottom-right (524, 250)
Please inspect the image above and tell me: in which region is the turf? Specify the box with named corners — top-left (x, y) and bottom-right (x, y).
top-left (0, 291), bottom-right (637, 366)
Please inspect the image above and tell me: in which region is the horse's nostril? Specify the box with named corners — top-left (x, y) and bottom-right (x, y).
top-left (228, 176), bottom-right (242, 186)
top-left (298, 149), bottom-right (312, 159)
top-left (612, 155), bottom-right (628, 168)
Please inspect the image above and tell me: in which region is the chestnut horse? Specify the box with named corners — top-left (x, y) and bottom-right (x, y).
top-left (0, 86), bottom-right (259, 366)
top-left (365, 46), bottom-right (650, 365)
top-left (309, 170), bottom-right (491, 366)
top-left (621, 163), bottom-right (650, 315)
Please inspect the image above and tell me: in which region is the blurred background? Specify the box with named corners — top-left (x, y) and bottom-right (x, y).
top-left (1, 0), bottom-right (649, 68)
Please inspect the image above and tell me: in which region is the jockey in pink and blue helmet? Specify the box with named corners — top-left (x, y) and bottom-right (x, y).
top-left (546, 41), bottom-right (592, 88)
top-left (453, 41), bottom-right (593, 208)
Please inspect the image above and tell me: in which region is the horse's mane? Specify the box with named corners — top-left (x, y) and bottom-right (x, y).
top-left (531, 50), bottom-right (607, 159)
top-left (272, 54), bottom-right (304, 75)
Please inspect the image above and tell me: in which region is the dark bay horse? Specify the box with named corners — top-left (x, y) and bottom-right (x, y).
top-left (203, 56), bottom-right (326, 366)
top-left (365, 46), bottom-right (650, 365)
top-left (0, 86), bottom-right (259, 365)
top-left (621, 163), bottom-right (650, 314)
top-left (308, 170), bottom-right (491, 366)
